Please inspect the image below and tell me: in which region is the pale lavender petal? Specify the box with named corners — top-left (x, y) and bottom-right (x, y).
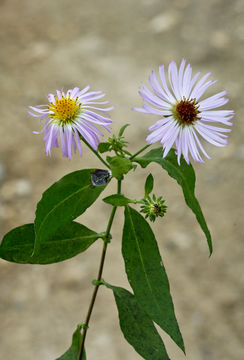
top-left (140, 85), bottom-right (172, 108)
top-left (83, 100), bottom-right (109, 105)
top-left (142, 104), bottom-right (172, 116)
top-left (148, 118), bottom-right (171, 131)
top-left (187, 127), bottom-right (205, 163)
top-left (178, 59), bottom-right (186, 97)
top-left (181, 128), bottom-right (189, 164)
top-left (191, 128), bottom-right (211, 160)
top-left (48, 94), bottom-right (56, 103)
top-left (83, 110), bottom-right (112, 124)
top-left (159, 65), bottom-right (176, 102)
top-left (133, 107), bottom-right (149, 114)
top-left (146, 120), bottom-right (174, 144)
top-left (194, 80), bottom-right (217, 101)
top-left (199, 97), bottom-right (229, 111)
top-left (162, 125), bottom-right (180, 158)
top-left (72, 135), bottom-right (77, 153)
top-left (56, 90), bottom-right (62, 100)
top-left (195, 123), bottom-right (227, 146)
top-left (187, 71), bottom-right (200, 98)
top-left (176, 128), bottom-right (183, 164)
top-left (149, 71), bottom-right (172, 102)
top-left (190, 72), bottom-right (212, 99)
top-left (59, 127), bottom-right (68, 157)
top-left (201, 110), bottom-right (234, 118)
top-left (70, 87), bottom-right (81, 98)
top-left (79, 92), bottom-right (104, 102)
top-left (159, 120), bottom-right (179, 144)
top-left (29, 106), bottom-right (48, 114)
top-left (182, 64), bottom-right (193, 99)
top-left (45, 125), bottom-right (58, 155)
top-left (168, 61), bottom-right (181, 100)
top-left (75, 122), bottom-right (99, 150)
top-left (28, 111), bottom-right (41, 118)
top-left (74, 128), bottom-right (83, 156)
top-left (76, 85), bottom-right (90, 96)
top-left (198, 123), bottom-right (232, 134)
top-left (65, 126), bottom-right (73, 160)
top-left (83, 105), bottom-right (114, 112)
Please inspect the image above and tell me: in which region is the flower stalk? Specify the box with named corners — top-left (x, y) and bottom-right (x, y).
top-left (79, 179), bottom-right (122, 360)
top-left (130, 144), bottom-right (151, 160)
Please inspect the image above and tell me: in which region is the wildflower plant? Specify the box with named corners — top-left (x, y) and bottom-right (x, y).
top-left (0, 60), bottom-right (234, 360)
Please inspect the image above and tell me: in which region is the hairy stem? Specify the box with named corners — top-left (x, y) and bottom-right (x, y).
top-left (79, 179), bottom-right (122, 359)
top-left (129, 144), bottom-right (151, 160)
top-left (80, 136), bottom-right (111, 169)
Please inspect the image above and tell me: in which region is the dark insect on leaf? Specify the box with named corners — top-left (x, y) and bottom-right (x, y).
top-left (91, 169), bottom-right (112, 186)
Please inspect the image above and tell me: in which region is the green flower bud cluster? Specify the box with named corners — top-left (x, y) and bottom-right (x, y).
top-left (107, 134), bottom-right (131, 156)
top-left (140, 194), bottom-right (167, 222)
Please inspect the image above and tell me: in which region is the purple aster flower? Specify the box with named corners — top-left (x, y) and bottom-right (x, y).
top-left (29, 86), bottom-right (114, 159)
top-left (134, 59), bottom-right (234, 164)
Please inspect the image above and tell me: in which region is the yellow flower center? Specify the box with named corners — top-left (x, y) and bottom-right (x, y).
top-left (49, 94), bottom-right (81, 124)
top-left (172, 97), bottom-right (200, 126)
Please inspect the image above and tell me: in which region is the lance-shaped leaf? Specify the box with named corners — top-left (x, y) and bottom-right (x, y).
top-left (56, 324), bottom-right (86, 360)
top-left (0, 222), bottom-right (101, 264)
top-left (103, 194), bottom-right (136, 207)
top-left (104, 282), bottom-right (170, 360)
top-left (144, 173), bottom-right (154, 198)
top-left (34, 169), bottom-right (107, 254)
top-left (134, 148), bottom-right (212, 254)
top-left (118, 123), bottom-right (130, 137)
top-left (122, 206), bottom-right (185, 353)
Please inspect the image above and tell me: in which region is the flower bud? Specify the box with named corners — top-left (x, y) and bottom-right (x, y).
top-left (140, 194), bottom-right (167, 222)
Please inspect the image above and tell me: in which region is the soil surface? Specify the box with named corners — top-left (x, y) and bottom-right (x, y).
top-left (0, 0), bottom-right (243, 359)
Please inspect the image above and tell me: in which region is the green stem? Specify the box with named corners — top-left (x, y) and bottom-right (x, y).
top-left (81, 136), bottom-right (111, 169)
top-left (129, 144), bottom-right (151, 160)
top-left (79, 180), bottom-right (122, 360)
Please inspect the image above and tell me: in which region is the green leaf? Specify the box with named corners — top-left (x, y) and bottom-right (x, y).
top-left (0, 222), bottom-right (101, 264)
top-left (56, 324), bottom-right (86, 360)
top-left (134, 148), bottom-right (212, 254)
top-left (103, 194), bottom-right (136, 206)
top-left (123, 206), bottom-right (185, 353)
top-left (106, 156), bottom-right (133, 180)
top-left (98, 142), bottom-right (111, 153)
top-left (104, 283), bottom-right (170, 360)
top-left (118, 124), bottom-right (130, 137)
top-left (144, 173), bottom-right (154, 198)
top-left (34, 169), bottom-right (107, 254)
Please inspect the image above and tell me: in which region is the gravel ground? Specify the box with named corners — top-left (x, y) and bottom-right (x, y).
top-left (0, 0), bottom-right (244, 359)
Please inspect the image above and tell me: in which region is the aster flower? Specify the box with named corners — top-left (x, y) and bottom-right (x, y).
top-left (134, 59), bottom-right (234, 164)
top-left (29, 86), bottom-right (114, 159)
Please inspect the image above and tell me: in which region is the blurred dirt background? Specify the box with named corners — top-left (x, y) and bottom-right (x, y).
top-left (0, 0), bottom-right (243, 359)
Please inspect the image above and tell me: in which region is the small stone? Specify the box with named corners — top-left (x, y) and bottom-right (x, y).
top-left (166, 231), bottom-right (192, 250)
top-left (211, 31), bottom-right (230, 49)
top-left (149, 11), bottom-right (179, 33)
top-left (15, 179), bottom-right (32, 196)
top-left (0, 179), bottom-right (32, 200)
